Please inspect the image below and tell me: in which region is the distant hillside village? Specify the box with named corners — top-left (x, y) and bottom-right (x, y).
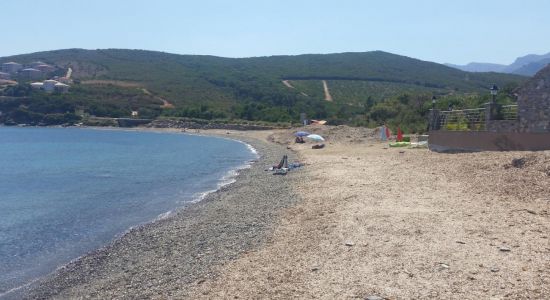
top-left (0, 61), bottom-right (71, 93)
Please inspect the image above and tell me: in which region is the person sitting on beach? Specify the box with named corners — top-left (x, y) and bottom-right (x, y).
top-left (295, 136), bottom-right (305, 143)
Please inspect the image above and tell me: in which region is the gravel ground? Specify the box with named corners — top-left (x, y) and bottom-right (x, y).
top-left (186, 127), bottom-right (550, 299)
top-left (22, 133), bottom-right (304, 299)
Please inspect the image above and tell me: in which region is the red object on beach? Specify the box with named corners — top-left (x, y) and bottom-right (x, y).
top-left (397, 127), bottom-right (403, 142)
top-left (385, 127), bottom-right (391, 139)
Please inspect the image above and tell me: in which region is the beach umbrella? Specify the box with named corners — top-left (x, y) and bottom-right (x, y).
top-left (294, 131), bottom-right (310, 137)
top-left (306, 134), bottom-right (325, 142)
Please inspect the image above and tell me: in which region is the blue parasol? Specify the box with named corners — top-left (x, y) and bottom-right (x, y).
top-left (294, 131), bottom-right (310, 137)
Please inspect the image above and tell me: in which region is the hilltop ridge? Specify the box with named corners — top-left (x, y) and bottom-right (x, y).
top-left (0, 49), bottom-right (526, 131)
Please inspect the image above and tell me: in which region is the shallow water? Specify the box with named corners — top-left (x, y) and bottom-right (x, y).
top-left (0, 127), bottom-right (256, 294)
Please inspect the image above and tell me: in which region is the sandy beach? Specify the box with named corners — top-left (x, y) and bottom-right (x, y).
top-left (24, 126), bottom-right (549, 299)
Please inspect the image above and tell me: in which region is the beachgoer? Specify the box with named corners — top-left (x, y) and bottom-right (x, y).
top-left (380, 124), bottom-right (387, 141)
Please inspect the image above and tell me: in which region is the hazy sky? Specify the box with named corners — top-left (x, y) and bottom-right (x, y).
top-left (3, 0), bottom-right (549, 64)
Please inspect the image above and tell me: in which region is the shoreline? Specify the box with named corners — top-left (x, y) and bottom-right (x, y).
top-left (0, 127), bottom-right (263, 299)
top-left (4, 125), bottom-right (549, 298)
top-left (20, 129), bottom-right (301, 299)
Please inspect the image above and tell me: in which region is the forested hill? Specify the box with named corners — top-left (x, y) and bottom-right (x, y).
top-left (0, 49), bottom-right (526, 131)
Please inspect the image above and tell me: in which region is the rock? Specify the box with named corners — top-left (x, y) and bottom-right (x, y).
top-left (499, 246), bottom-right (511, 252)
top-left (365, 296), bottom-right (384, 300)
top-left (345, 241), bottom-right (355, 246)
top-left (511, 158), bottom-right (526, 168)
top-left (491, 267), bottom-right (500, 272)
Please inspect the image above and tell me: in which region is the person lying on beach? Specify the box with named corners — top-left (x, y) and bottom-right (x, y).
top-left (312, 144), bottom-right (325, 149)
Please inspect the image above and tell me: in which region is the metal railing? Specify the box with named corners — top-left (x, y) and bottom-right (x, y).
top-left (437, 108), bottom-right (486, 131)
top-left (433, 104), bottom-right (518, 132)
top-left (501, 105), bottom-right (519, 120)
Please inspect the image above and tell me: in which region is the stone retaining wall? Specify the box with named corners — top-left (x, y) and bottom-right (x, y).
top-left (517, 66), bottom-right (550, 132)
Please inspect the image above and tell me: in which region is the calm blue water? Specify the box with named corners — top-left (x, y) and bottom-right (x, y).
top-left (0, 127), bottom-right (256, 295)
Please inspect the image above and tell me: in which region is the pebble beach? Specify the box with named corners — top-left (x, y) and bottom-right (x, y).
top-left (20, 126), bottom-right (550, 299)
top-left (22, 132), bottom-right (303, 299)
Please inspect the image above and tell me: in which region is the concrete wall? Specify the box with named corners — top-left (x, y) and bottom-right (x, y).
top-left (429, 131), bottom-right (550, 152)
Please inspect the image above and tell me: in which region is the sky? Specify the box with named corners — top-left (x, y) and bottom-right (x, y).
top-left (2, 0), bottom-right (550, 65)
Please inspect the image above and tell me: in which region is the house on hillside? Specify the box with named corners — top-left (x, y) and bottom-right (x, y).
top-left (29, 61), bottom-right (47, 68)
top-left (30, 82), bottom-right (44, 89)
top-left (429, 64), bottom-right (550, 151)
top-left (54, 82), bottom-right (70, 93)
top-left (0, 72), bottom-right (10, 80)
top-left (30, 80), bottom-right (70, 93)
top-left (21, 68), bottom-right (43, 80)
top-left (2, 62), bottom-right (23, 74)
top-left (43, 80), bottom-right (58, 92)
top-left (35, 64), bottom-right (56, 74)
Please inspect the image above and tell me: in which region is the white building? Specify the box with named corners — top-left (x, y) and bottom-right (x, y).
top-left (2, 62), bottom-right (23, 74)
top-left (21, 68), bottom-right (43, 80)
top-left (0, 72), bottom-right (10, 80)
top-left (29, 61), bottom-right (47, 68)
top-left (54, 82), bottom-right (70, 93)
top-left (43, 80), bottom-right (59, 92)
top-left (30, 82), bottom-right (44, 89)
top-left (35, 64), bottom-right (55, 73)
top-left (30, 80), bottom-right (70, 93)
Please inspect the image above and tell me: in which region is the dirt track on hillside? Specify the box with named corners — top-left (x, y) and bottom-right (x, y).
top-left (322, 80), bottom-right (333, 101)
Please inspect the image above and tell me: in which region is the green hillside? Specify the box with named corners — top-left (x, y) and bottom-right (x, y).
top-left (0, 49), bottom-right (526, 131)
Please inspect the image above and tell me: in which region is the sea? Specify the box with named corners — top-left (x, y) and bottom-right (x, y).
top-left (0, 127), bottom-right (257, 296)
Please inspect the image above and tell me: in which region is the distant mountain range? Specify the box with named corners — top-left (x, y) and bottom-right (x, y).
top-left (445, 52), bottom-right (550, 76)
